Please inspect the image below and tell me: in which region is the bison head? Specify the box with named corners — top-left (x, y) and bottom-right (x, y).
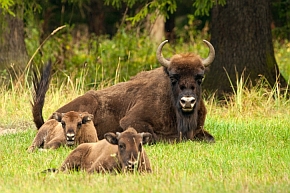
top-left (104, 127), bottom-right (151, 172)
top-left (156, 40), bottom-right (215, 114)
top-left (52, 111), bottom-right (93, 146)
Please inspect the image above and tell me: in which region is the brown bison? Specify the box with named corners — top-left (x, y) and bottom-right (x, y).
top-left (32, 40), bottom-right (215, 143)
top-left (27, 111), bottom-right (98, 152)
top-left (43, 127), bottom-right (152, 174)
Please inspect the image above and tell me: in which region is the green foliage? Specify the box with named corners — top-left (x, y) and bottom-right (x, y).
top-left (25, 25), bottom-right (164, 88)
top-left (105, 0), bottom-right (226, 26)
top-left (271, 0), bottom-right (290, 40)
top-left (105, 0), bottom-right (143, 9)
top-left (105, 0), bottom-right (177, 25)
top-left (193, 0), bottom-right (226, 16)
top-left (0, 0), bottom-right (15, 15)
top-left (274, 39), bottom-right (290, 82)
top-left (0, 0), bottom-right (41, 17)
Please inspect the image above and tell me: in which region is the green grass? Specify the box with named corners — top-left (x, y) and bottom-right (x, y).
top-left (0, 111), bottom-right (289, 193)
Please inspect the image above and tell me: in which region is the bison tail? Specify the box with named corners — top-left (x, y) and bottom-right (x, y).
top-left (31, 60), bottom-right (52, 129)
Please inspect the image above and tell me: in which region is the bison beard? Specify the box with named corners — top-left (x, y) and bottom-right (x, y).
top-left (175, 101), bottom-right (198, 139)
top-left (32, 40), bottom-right (215, 143)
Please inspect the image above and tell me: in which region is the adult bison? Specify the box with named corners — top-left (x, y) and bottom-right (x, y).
top-left (32, 40), bottom-right (215, 143)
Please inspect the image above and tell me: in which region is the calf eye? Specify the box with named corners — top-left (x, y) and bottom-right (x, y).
top-left (61, 121), bottom-right (66, 128)
top-left (119, 143), bottom-right (126, 150)
top-left (77, 122), bottom-right (82, 128)
top-left (138, 143), bottom-right (142, 151)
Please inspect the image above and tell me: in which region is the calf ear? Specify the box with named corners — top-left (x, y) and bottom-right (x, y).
top-left (52, 112), bottom-right (63, 122)
top-left (104, 132), bottom-right (118, 145)
top-left (141, 133), bottom-right (152, 145)
top-left (82, 114), bottom-right (93, 124)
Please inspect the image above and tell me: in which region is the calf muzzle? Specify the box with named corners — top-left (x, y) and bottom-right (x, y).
top-left (66, 133), bottom-right (75, 146)
top-left (126, 160), bottom-right (138, 171)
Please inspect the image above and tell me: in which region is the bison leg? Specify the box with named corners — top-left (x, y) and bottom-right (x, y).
top-left (60, 145), bottom-right (92, 172)
top-left (138, 151), bottom-right (152, 173)
top-left (197, 99), bottom-right (207, 129)
top-left (88, 159), bottom-right (120, 174)
top-left (27, 129), bottom-right (48, 153)
top-left (194, 100), bottom-right (215, 142)
top-left (193, 128), bottom-right (215, 143)
top-left (44, 139), bottom-right (64, 149)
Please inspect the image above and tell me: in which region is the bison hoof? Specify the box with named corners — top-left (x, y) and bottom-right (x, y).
top-left (194, 130), bottom-right (215, 143)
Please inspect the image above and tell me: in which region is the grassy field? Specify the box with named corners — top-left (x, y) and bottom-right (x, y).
top-left (0, 99), bottom-right (289, 192)
top-left (0, 39), bottom-right (290, 193)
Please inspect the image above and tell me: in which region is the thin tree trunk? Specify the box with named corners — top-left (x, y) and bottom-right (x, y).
top-left (86, 0), bottom-right (105, 36)
top-left (0, 6), bottom-right (28, 75)
top-left (203, 0), bottom-right (286, 95)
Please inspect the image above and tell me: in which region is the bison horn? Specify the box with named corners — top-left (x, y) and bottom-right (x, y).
top-left (202, 40), bottom-right (215, 67)
top-left (156, 40), bottom-right (171, 68)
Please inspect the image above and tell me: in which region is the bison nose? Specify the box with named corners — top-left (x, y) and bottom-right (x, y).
top-left (180, 96), bottom-right (196, 111)
top-left (128, 160), bottom-right (138, 170)
top-left (66, 133), bottom-right (75, 144)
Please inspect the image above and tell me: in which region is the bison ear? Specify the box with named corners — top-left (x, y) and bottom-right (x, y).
top-left (52, 112), bottom-right (63, 122)
top-left (141, 133), bottom-right (152, 145)
top-left (82, 114), bottom-right (93, 124)
top-left (104, 132), bottom-right (118, 145)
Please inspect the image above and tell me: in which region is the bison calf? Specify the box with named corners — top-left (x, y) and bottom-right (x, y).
top-left (28, 111), bottom-right (98, 152)
top-left (58, 127), bottom-right (152, 173)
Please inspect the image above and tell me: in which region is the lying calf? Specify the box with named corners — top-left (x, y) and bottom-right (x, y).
top-left (47, 127), bottom-right (152, 173)
top-left (28, 111), bottom-right (98, 152)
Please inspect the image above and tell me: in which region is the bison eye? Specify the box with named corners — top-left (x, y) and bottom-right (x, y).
top-left (197, 79), bottom-right (202, 85)
top-left (179, 85), bottom-right (186, 90)
top-left (195, 75), bottom-right (204, 85)
top-left (61, 121), bottom-right (66, 128)
top-left (77, 122), bottom-right (82, 128)
top-left (170, 77), bottom-right (177, 84)
top-left (118, 143), bottom-right (126, 150)
top-left (169, 74), bottom-right (179, 84)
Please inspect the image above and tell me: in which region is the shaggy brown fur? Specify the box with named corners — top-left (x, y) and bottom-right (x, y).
top-left (32, 41), bottom-right (215, 143)
top-left (53, 127), bottom-right (152, 173)
top-left (27, 111), bottom-right (98, 152)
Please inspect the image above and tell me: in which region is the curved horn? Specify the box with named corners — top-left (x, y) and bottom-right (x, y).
top-left (202, 40), bottom-right (215, 67)
top-left (156, 40), bottom-right (171, 68)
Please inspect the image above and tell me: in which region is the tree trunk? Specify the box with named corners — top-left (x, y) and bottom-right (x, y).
top-left (0, 6), bottom-right (28, 74)
top-left (203, 0), bottom-right (286, 95)
top-left (85, 0), bottom-right (105, 36)
top-left (148, 15), bottom-right (165, 43)
top-left (165, 11), bottom-right (175, 42)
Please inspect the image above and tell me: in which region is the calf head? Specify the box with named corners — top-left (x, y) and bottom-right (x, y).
top-left (104, 127), bottom-right (151, 172)
top-left (157, 40), bottom-right (215, 114)
top-left (52, 111), bottom-right (94, 146)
